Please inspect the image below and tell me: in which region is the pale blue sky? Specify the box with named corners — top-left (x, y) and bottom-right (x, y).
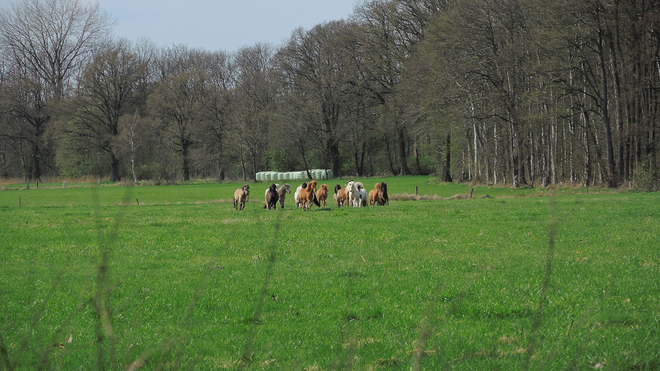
top-left (97, 0), bottom-right (359, 52)
top-left (0, 0), bottom-right (359, 52)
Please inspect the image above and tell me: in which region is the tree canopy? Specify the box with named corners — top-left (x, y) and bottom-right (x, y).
top-left (1, 0), bottom-right (658, 189)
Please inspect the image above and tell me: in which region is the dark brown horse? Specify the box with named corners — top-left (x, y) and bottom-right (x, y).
top-left (378, 182), bottom-right (389, 205)
top-left (264, 183), bottom-right (279, 210)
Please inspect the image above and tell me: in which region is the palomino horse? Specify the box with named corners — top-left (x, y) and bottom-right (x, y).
top-left (234, 184), bottom-right (250, 210)
top-left (277, 183), bottom-right (291, 209)
top-left (316, 184), bottom-right (329, 207)
top-left (263, 183), bottom-right (279, 210)
top-left (298, 180), bottom-right (319, 211)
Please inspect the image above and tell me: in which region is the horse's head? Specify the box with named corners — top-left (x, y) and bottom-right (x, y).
top-left (320, 184), bottom-right (328, 192)
top-left (269, 183), bottom-right (277, 193)
top-left (243, 184), bottom-right (250, 194)
top-left (308, 180), bottom-right (318, 191)
top-left (334, 184), bottom-right (341, 194)
top-left (284, 184), bottom-right (291, 193)
top-left (301, 182), bottom-right (308, 189)
top-left (375, 183), bottom-right (381, 191)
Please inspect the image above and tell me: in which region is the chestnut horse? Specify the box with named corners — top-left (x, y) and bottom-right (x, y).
top-left (369, 183), bottom-right (381, 206)
top-left (263, 183), bottom-right (279, 210)
top-left (369, 182), bottom-right (389, 206)
top-left (316, 184), bottom-right (328, 208)
top-left (333, 184), bottom-right (348, 207)
top-left (294, 182), bottom-right (307, 208)
top-left (298, 180), bottom-right (319, 211)
top-left (234, 184), bottom-right (250, 210)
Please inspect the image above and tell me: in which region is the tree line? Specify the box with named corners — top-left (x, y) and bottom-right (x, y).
top-left (1, 0), bottom-right (658, 188)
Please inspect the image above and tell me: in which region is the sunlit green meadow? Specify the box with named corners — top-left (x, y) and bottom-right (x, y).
top-left (1, 177), bottom-right (658, 370)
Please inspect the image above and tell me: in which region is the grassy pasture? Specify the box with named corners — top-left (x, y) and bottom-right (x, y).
top-left (0, 177), bottom-right (658, 370)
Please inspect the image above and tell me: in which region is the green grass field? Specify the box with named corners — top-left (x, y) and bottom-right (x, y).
top-left (1, 177), bottom-right (658, 370)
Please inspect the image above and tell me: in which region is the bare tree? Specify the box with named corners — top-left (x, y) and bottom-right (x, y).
top-left (277, 22), bottom-right (357, 177)
top-left (231, 43), bottom-right (276, 180)
top-left (352, 0), bottom-right (444, 175)
top-left (119, 113), bottom-right (143, 184)
top-left (198, 51), bottom-right (234, 180)
top-left (0, 0), bottom-right (113, 180)
top-left (66, 41), bottom-right (147, 181)
top-left (149, 70), bottom-right (208, 181)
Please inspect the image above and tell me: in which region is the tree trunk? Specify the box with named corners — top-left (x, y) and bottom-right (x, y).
top-left (397, 128), bottom-right (410, 175)
top-left (443, 132), bottom-right (452, 182)
top-left (131, 155), bottom-right (138, 184)
top-left (494, 124), bottom-right (499, 185)
top-left (110, 154), bottom-right (120, 182)
top-left (598, 28), bottom-right (618, 187)
top-left (331, 141), bottom-right (340, 178)
top-left (182, 142), bottom-right (190, 181)
top-left (384, 136), bottom-right (397, 175)
top-left (31, 140), bottom-right (41, 181)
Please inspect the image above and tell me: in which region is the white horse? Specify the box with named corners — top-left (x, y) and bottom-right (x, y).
top-left (346, 180), bottom-right (363, 207)
top-left (356, 182), bottom-right (368, 207)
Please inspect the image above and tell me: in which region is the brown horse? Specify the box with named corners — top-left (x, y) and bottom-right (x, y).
top-left (234, 184), bottom-right (250, 210)
top-left (294, 182), bottom-right (308, 208)
top-left (334, 184), bottom-right (348, 207)
top-left (263, 183), bottom-right (279, 210)
top-left (298, 180), bottom-right (318, 211)
top-left (369, 183), bottom-right (381, 206)
top-left (316, 184), bottom-right (328, 208)
top-left (369, 182), bottom-right (389, 206)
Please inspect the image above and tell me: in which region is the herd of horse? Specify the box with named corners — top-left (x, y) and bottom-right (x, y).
top-left (233, 180), bottom-right (389, 211)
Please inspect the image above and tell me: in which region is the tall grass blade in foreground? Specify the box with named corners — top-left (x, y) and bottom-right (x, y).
top-left (238, 223), bottom-right (280, 370)
top-left (524, 198), bottom-right (557, 369)
top-left (91, 187), bottom-right (134, 370)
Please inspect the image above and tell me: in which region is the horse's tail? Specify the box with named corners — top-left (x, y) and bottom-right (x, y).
top-left (313, 192), bottom-right (320, 207)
